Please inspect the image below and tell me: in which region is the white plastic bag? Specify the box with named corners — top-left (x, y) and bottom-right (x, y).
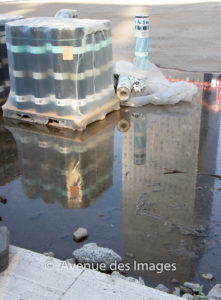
top-left (114, 60), bottom-right (198, 107)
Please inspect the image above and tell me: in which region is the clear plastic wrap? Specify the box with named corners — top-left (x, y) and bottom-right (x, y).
top-left (0, 15), bottom-right (23, 106)
top-left (3, 17), bottom-right (119, 130)
top-left (55, 9), bottom-right (78, 18)
top-left (114, 60), bottom-right (198, 107)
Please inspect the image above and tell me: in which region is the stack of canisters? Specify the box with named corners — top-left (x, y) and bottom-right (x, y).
top-left (0, 15), bottom-right (23, 106)
top-left (116, 15), bottom-right (149, 102)
top-left (3, 17), bottom-right (119, 130)
top-left (134, 15), bottom-right (149, 71)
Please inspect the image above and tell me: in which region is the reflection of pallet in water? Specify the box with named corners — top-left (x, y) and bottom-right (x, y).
top-left (5, 111), bottom-right (118, 208)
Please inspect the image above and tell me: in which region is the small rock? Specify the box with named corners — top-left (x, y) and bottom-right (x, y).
top-left (99, 213), bottom-right (109, 217)
top-left (111, 271), bottom-right (145, 286)
top-left (172, 278), bottom-right (180, 284)
top-left (184, 282), bottom-right (200, 292)
top-left (0, 226), bottom-right (9, 272)
top-left (155, 284), bottom-right (170, 293)
top-left (73, 243), bottom-right (122, 271)
top-left (182, 293), bottom-right (194, 300)
top-left (207, 284), bottom-right (221, 299)
top-left (173, 287), bottom-right (181, 296)
top-left (180, 286), bottom-right (193, 295)
top-left (138, 277), bottom-right (145, 286)
top-left (201, 273), bottom-right (214, 281)
top-left (125, 252), bottom-right (135, 259)
top-left (43, 251), bottom-right (55, 257)
top-left (189, 251), bottom-right (200, 259)
top-left (127, 277), bottom-right (141, 284)
top-left (65, 258), bottom-right (76, 265)
top-left (0, 197), bottom-right (7, 205)
top-left (111, 271), bottom-right (125, 279)
top-left (73, 227), bottom-right (88, 242)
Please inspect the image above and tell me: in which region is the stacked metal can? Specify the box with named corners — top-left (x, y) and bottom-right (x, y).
top-left (116, 15), bottom-right (149, 102)
top-left (4, 17), bottom-right (115, 120)
top-left (134, 15), bottom-right (149, 71)
top-left (0, 15), bottom-right (23, 106)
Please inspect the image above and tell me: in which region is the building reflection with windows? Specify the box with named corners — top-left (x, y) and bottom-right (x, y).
top-left (120, 70), bottom-right (221, 284)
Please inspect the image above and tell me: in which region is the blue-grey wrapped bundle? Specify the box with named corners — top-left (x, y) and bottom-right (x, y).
top-left (3, 17), bottom-right (118, 131)
top-left (0, 15), bottom-right (23, 105)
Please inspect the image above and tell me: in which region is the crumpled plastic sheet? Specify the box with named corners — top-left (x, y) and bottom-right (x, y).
top-left (114, 60), bottom-right (198, 107)
top-left (55, 9), bottom-right (78, 18)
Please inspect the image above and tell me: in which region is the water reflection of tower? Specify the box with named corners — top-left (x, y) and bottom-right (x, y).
top-left (195, 73), bottom-right (221, 226)
top-left (6, 112), bottom-right (118, 208)
top-left (121, 71), bottom-right (209, 284)
top-left (0, 114), bottom-right (19, 186)
top-left (198, 73), bottom-right (221, 171)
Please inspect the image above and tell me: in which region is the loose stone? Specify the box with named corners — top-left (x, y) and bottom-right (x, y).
top-left (0, 226), bottom-right (9, 273)
top-left (155, 283), bottom-right (170, 293)
top-left (73, 227), bottom-right (88, 242)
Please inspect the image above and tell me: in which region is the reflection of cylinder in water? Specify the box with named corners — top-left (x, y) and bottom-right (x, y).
top-left (132, 112), bottom-right (146, 165)
top-left (117, 74), bottom-right (132, 102)
top-left (134, 15), bottom-right (149, 71)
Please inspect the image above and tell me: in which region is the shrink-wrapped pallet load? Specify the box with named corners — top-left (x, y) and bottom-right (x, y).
top-left (3, 17), bottom-right (119, 130)
top-left (0, 15), bottom-right (23, 106)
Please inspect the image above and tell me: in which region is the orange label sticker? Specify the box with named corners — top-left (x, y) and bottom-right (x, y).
top-left (70, 186), bottom-right (80, 197)
top-left (62, 46), bottom-right (74, 60)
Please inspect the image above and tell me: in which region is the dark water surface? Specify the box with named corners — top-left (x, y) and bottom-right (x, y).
top-left (0, 69), bottom-right (221, 292)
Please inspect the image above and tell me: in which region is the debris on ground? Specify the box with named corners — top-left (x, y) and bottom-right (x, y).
top-left (125, 252), bottom-right (135, 259)
top-left (182, 293), bottom-right (194, 300)
top-left (155, 283), bottom-right (170, 293)
top-left (42, 251), bottom-right (55, 257)
top-left (114, 60), bottom-right (198, 107)
top-left (207, 284), bottom-right (221, 299)
top-left (200, 273), bottom-right (214, 281)
top-left (72, 243), bottom-right (122, 271)
top-left (164, 168), bottom-right (186, 174)
top-left (183, 282), bottom-right (201, 292)
top-left (65, 258), bottom-right (76, 265)
top-left (180, 286), bottom-right (193, 295)
top-left (73, 227), bottom-right (88, 242)
top-left (111, 271), bottom-right (145, 286)
top-left (173, 287), bottom-right (181, 296)
top-left (55, 9), bottom-right (78, 18)
top-left (0, 197), bottom-right (7, 204)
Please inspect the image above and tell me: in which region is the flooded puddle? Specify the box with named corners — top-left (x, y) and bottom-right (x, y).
top-left (0, 69), bottom-right (221, 291)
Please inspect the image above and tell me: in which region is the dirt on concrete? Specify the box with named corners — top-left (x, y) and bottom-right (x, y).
top-left (0, 1), bottom-right (220, 72)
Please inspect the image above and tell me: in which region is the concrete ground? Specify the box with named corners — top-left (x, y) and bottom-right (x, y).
top-left (0, 0), bottom-right (221, 72)
top-left (0, 246), bottom-right (182, 300)
top-left (0, 1), bottom-right (220, 299)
